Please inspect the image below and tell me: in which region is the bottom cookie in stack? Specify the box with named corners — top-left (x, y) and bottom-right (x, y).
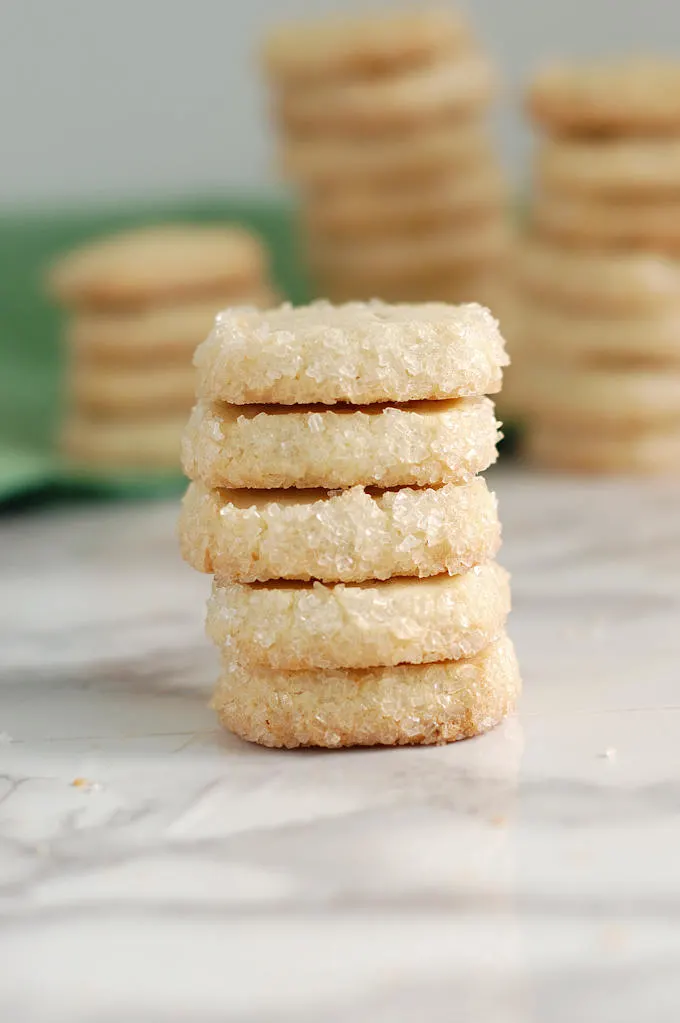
top-left (213, 635), bottom-right (520, 749)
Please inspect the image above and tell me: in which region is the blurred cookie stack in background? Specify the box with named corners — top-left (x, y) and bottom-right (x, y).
top-left (48, 225), bottom-right (275, 473)
top-left (263, 8), bottom-right (511, 313)
top-left (518, 59), bottom-right (680, 473)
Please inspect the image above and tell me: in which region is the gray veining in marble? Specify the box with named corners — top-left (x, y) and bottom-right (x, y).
top-left (1, 469), bottom-right (679, 1022)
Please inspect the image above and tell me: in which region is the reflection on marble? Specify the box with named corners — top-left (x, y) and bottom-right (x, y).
top-left (1, 469), bottom-right (679, 1022)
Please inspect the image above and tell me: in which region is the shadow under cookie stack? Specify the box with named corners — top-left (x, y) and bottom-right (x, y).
top-left (263, 9), bottom-right (510, 311)
top-left (49, 225), bottom-right (274, 473)
top-left (519, 59), bottom-right (680, 473)
top-left (179, 300), bottom-right (520, 749)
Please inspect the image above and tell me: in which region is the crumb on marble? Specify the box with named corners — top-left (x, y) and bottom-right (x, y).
top-left (71, 777), bottom-right (101, 792)
top-left (598, 747), bottom-right (617, 761)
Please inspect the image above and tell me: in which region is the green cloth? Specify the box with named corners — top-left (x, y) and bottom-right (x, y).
top-left (0, 196), bottom-right (309, 504)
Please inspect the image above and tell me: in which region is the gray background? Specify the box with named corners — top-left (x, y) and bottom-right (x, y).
top-left (1, 0), bottom-right (676, 206)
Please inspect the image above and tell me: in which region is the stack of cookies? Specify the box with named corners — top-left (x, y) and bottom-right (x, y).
top-left (49, 225), bottom-right (275, 472)
top-left (519, 59), bottom-right (680, 473)
top-left (262, 9), bottom-right (510, 309)
top-left (179, 300), bottom-right (520, 749)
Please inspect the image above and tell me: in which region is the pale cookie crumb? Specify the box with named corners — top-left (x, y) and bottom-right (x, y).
top-left (194, 300), bottom-right (508, 405)
top-left (179, 477), bottom-right (501, 582)
top-left (181, 396), bottom-right (501, 490)
top-left (213, 633), bottom-right (520, 748)
top-left (207, 561), bottom-right (510, 670)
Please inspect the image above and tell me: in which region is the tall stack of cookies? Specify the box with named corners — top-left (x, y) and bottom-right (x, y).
top-left (519, 59), bottom-right (680, 473)
top-left (49, 225), bottom-right (275, 472)
top-left (179, 300), bottom-right (520, 749)
top-left (262, 9), bottom-right (510, 310)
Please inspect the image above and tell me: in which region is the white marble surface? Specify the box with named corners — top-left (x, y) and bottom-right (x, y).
top-left (1, 469), bottom-right (679, 1022)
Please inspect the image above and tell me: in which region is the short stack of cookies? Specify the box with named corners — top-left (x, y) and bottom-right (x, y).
top-left (49, 224), bottom-right (275, 472)
top-left (519, 59), bottom-right (680, 473)
top-left (179, 300), bottom-right (519, 749)
top-left (262, 9), bottom-right (510, 310)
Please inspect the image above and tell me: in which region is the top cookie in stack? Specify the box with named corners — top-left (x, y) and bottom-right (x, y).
top-left (179, 300), bottom-right (519, 749)
top-left (48, 224), bottom-right (276, 472)
top-left (262, 9), bottom-right (510, 309)
top-left (518, 59), bottom-right (680, 473)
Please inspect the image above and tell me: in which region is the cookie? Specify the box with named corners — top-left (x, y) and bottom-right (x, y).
top-left (68, 288), bottom-right (278, 366)
top-left (276, 53), bottom-right (495, 135)
top-left (518, 240), bottom-right (680, 311)
top-left (523, 303), bottom-right (680, 365)
top-left (179, 476), bottom-right (501, 583)
top-left (532, 191), bottom-right (680, 251)
top-left (213, 633), bottom-right (519, 748)
top-left (181, 396), bottom-right (500, 489)
top-left (527, 58), bottom-right (680, 134)
top-left (194, 300), bottom-right (507, 405)
top-left (71, 364), bottom-right (196, 415)
top-left (308, 217), bottom-right (510, 283)
top-left (526, 424), bottom-right (680, 475)
top-left (305, 165), bottom-right (506, 236)
top-left (62, 415), bottom-right (185, 468)
top-left (207, 561), bottom-right (509, 670)
top-left (263, 9), bottom-right (470, 86)
top-left (523, 364), bottom-right (680, 428)
top-left (536, 138), bottom-right (680, 199)
top-left (49, 225), bottom-right (267, 310)
top-left (314, 268), bottom-right (511, 307)
top-left (281, 120), bottom-right (494, 186)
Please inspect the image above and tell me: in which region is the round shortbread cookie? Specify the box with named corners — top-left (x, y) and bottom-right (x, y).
top-left (179, 476), bottom-right (501, 583)
top-left (263, 9), bottom-right (470, 86)
top-left (527, 58), bottom-right (680, 134)
top-left (194, 300), bottom-right (507, 406)
top-left (70, 363), bottom-right (196, 416)
top-left (533, 192), bottom-right (680, 251)
top-left (49, 225), bottom-right (267, 310)
top-left (277, 53), bottom-right (495, 134)
top-left (213, 633), bottom-right (520, 748)
top-left (68, 288), bottom-right (278, 366)
top-left (181, 396), bottom-right (500, 489)
top-left (525, 425), bottom-right (680, 475)
top-left (518, 240), bottom-right (680, 312)
top-left (61, 415), bottom-right (184, 469)
top-left (281, 120), bottom-right (494, 186)
top-left (523, 364), bottom-right (680, 428)
top-left (308, 218), bottom-right (510, 282)
top-left (305, 166), bottom-right (507, 236)
top-left (207, 561), bottom-right (509, 670)
top-left (523, 303), bottom-right (680, 365)
top-left (536, 138), bottom-right (680, 199)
